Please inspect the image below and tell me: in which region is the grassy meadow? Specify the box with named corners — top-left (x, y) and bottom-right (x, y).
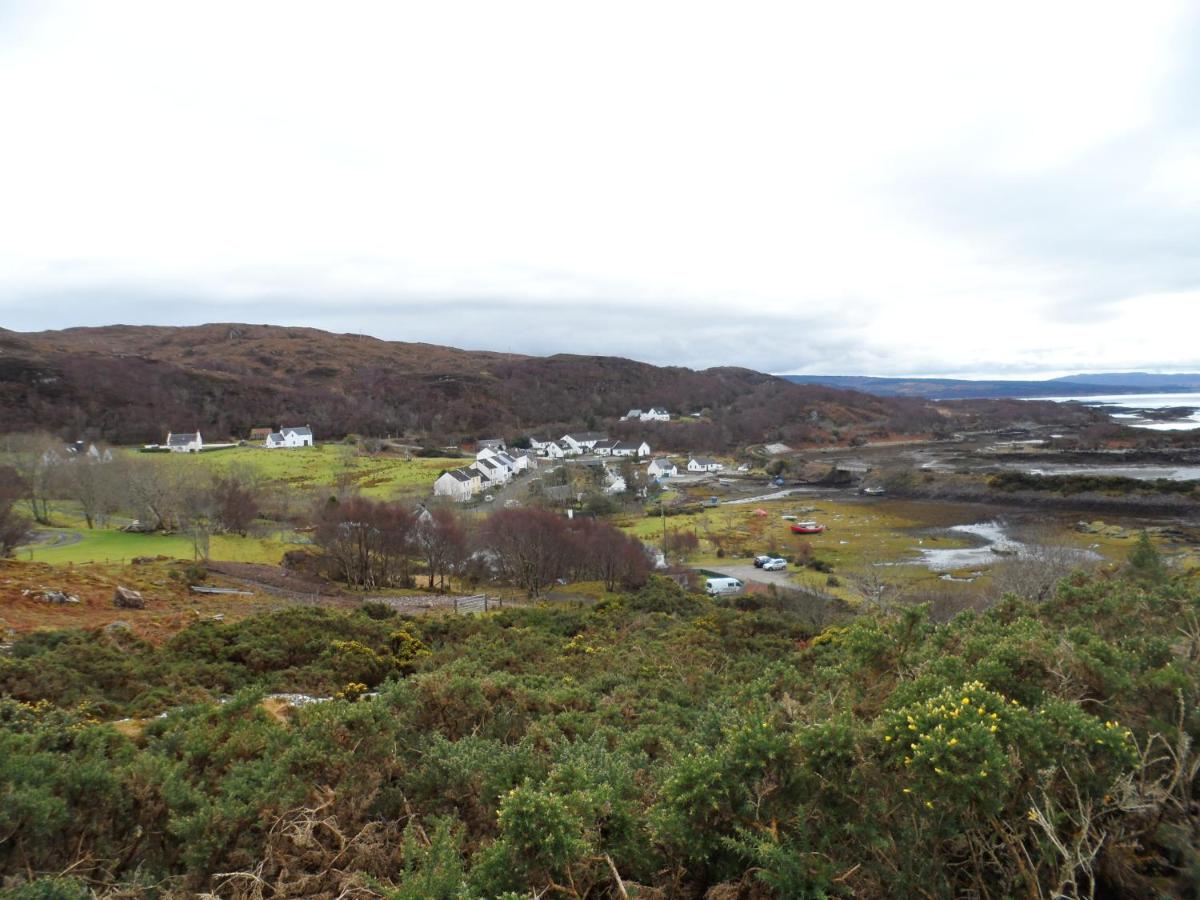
top-left (146, 443), bottom-right (466, 498)
top-left (18, 444), bottom-right (466, 565)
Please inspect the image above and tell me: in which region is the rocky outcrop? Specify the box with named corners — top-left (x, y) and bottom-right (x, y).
top-left (112, 586), bottom-right (145, 609)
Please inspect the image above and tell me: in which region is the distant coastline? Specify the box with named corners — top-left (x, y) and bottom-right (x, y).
top-left (781, 373), bottom-right (1200, 400)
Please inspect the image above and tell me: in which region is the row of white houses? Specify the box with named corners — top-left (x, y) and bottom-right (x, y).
top-left (433, 446), bottom-right (540, 502)
top-left (646, 456), bottom-right (726, 478)
top-left (528, 432), bottom-right (653, 459)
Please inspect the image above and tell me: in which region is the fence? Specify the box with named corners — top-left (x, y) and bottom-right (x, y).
top-left (366, 593), bottom-right (504, 615)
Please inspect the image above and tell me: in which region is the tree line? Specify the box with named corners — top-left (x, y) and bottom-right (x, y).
top-left (314, 498), bottom-right (651, 595)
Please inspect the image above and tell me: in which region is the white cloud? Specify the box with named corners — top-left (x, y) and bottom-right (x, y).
top-left (1, 0), bottom-right (1198, 374)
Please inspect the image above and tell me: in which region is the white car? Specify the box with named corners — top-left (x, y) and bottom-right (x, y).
top-left (761, 558), bottom-right (788, 571)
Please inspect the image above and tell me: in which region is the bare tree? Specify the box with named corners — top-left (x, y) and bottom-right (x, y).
top-left (180, 475), bottom-right (218, 561)
top-left (210, 468), bottom-right (263, 536)
top-left (314, 497), bottom-right (416, 589)
top-left (986, 525), bottom-right (1097, 603)
top-left (123, 456), bottom-right (188, 531)
top-left (571, 517), bottom-right (652, 590)
top-left (846, 566), bottom-right (906, 611)
top-left (413, 507), bottom-right (465, 590)
top-left (3, 432), bottom-right (60, 525)
top-left (0, 465), bottom-right (33, 556)
top-left (57, 447), bottom-right (120, 529)
top-left (478, 507), bottom-right (575, 597)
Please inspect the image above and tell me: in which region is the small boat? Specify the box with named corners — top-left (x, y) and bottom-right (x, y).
top-left (781, 514), bottom-right (797, 521)
top-left (790, 520), bottom-right (826, 534)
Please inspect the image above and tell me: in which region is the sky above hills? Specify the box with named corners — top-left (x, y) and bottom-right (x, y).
top-left (1, 1), bottom-right (1199, 377)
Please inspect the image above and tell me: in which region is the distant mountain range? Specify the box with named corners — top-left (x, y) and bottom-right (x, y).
top-left (781, 373), bottom-right (1200, 400)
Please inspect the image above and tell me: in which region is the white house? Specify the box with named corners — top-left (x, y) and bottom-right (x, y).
top-left (590, 439), bottom-right (619, 457)
top-left (509, 449), bottom-right (538, 472)
top-left (622, 408), bottom-right (669, 422)
top-left (529, 436), bottom-right (555, 455)
top-left (434, 468), bottom-right (480, 502)
top-left (265, 426), bottom-right (314, 449)
top-left (562, 432), bottom-right (607, 453)
top-left (474, 456), bottom-right (511, 485)
top-left (494, 451), bottom-right (522, 473)
top-left (611, 440), bottom-right (651, 458)
top-left (603, 468), bottom-right (627, 495)
top-left (546, 439), bottom-right (579, 458)
top-left (647, 458), bottom-right (678, 478)
top-left (166, 431), bottom-right (203, 453)
top-left (688, 457), bottom-right (725, 473)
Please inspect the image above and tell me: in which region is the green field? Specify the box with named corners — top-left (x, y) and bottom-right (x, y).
top-left (21, 526), bottom-right (299, 566)
top-left (19, 444), bottom-right (467, 565)
top-left (142, 444), bottom-right (466, 498)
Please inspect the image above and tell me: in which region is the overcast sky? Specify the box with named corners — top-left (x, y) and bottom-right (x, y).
top-left (1, 2), bottom-right (1199, 376)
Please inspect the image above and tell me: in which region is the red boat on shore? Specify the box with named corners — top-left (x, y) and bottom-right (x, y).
top-left (790, 521), bottom-right (826, 534)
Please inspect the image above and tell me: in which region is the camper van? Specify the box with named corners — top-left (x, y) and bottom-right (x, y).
top-left (704, 576), bottom-right (744, 596)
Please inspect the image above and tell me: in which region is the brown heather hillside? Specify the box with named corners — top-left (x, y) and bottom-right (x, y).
top-left (0, 324), bottom-right (1100, 448)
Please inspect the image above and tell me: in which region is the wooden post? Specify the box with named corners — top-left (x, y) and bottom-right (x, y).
top-left (454, 596), bottom-right (459, 614)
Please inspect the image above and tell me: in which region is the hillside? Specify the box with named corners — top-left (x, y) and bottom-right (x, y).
top-left (0, 324), bottom-right (1097, 448)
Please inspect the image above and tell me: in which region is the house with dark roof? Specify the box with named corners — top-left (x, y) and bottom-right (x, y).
top-left (688, 456), bottom-right (725, 473)
top-left (544, 439), bottom-right (575, 459)
top-left (562, 432), bottom-right (608, 453)
top-left (434, 467), bottom-right (481, 501)
top-left (510, 449), bottom-right (539, 471)
top-left (265, 426), bottom-right (314, 449)
top-left (611, 440), bottom-right (651, 458)
top-left (474, 456), bottom-right (511, 485)
top-left (647, 457), bottom-right (678, 478)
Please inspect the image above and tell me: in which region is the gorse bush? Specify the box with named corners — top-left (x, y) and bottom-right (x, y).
top-left (0, 572), bottom-right (1197, 897)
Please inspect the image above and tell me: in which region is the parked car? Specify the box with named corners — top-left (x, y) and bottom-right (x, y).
top-left (753, 555), bottom-right (772, 568)
top-left (704, 576), bottom-right (744, 595)
top-left (762, 558), bottom-right (787, 571)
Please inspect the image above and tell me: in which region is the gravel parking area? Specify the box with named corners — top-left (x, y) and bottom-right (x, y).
top-left (712, 562), bottom-right (802, 589)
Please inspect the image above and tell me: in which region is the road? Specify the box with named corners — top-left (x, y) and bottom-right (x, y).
top-left (712, 562), bottom-right (806, 590)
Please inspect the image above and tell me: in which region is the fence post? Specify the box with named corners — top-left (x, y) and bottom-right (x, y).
top-left (484, 596), bottom-right (489, 612)
top-left (454, 596), bottom-right (459, 614)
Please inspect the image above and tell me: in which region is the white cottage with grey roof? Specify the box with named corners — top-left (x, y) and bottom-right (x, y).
top-left (264, 426), bottom-right (314, 449)
top-left (434, 467), bottom-right (481, 501)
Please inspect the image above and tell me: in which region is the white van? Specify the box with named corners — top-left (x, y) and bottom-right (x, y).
top-left (704, 576), bottom-right (744, 596)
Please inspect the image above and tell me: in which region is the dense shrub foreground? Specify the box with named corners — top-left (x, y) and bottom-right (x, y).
top-left (1, 575), bottom-right (1198, 898)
